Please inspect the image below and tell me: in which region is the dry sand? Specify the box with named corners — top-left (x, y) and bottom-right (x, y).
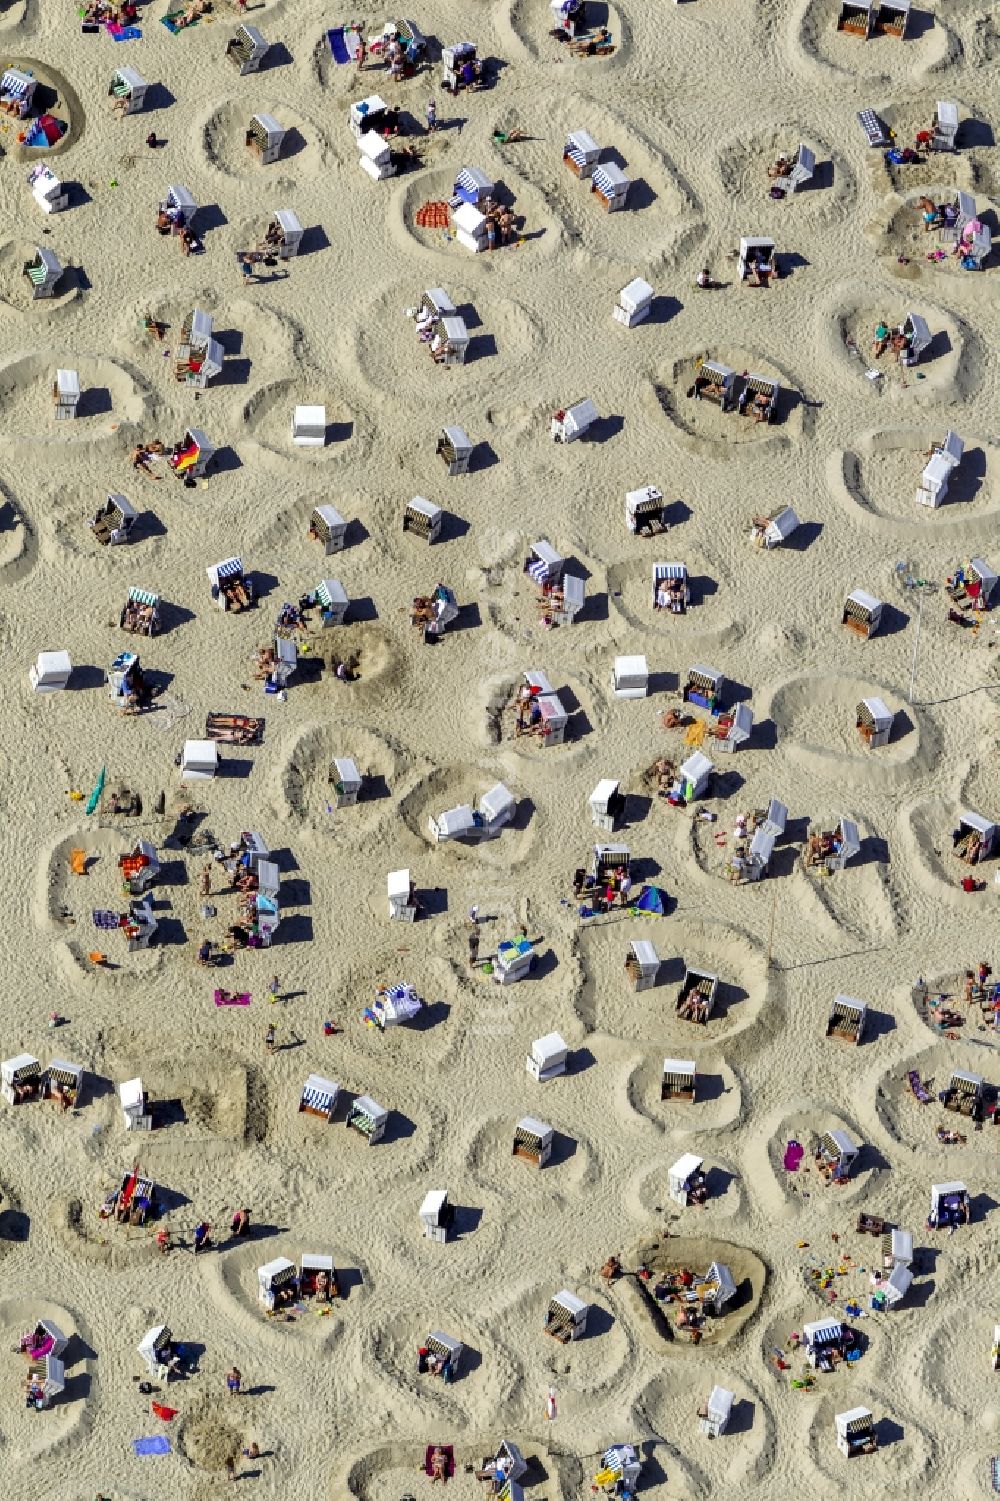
top-left (1, 0), bottom-right (1000, 1495)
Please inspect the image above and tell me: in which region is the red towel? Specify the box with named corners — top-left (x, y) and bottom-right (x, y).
top-left (151, 1402), bottom-right (177, 1421)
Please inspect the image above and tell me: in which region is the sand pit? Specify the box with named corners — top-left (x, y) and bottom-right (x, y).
top-left (0, 1300), bottom-right (91, 1462)
top-left (466, 1113), bottom-right (598, 1196)
top-left (178, 1398), bottom-right (244, 1470)
top-left (242, 378), bottom-right (360, 458)
top-left (717, 125), bottom-right (849, 224)
top-left (0, 353), bottom-right (147, 444)
top-left (878, 1043), bottom-right (999, 1158)
top-left (399, 764), bottom-right (537, 863)
top-left (632, 1151), bottom-right (744, 1224)
top-left (215, 1240), bottom-right (359, 1340)
top-left (834, 300), bottom-right (967, 401)
top-left (505, 0), bottom-right (628, 65)
top-left (0, 237), bottom-right (78, 314)
top-left (479, 670), bottom-right (603, 755)
top-left (606, 550), bottom-right (735, 642)
top-left (653, 352), bottom-right (804, 452)
top-left (398, 165), bottom-right (559, 261)
top-left (509, 101), bottom-right (700, 270)
top-left (625, 1233), bottom-right (767, 1350)
top-left (2, 58), bottom-right (83, 161)
top-left (202, 97), bottom-right (328, 182)
top-left (354, 284), bottom-right (543, 401)
top-left (625, 1051), bottom-right (744, 1135)
top-left (794, 0), bottom-right (955, 80)
top-left (768, 675), bottom-right (917, 771)
top-left (839, 431), bottom-right (998, 524)
top-left (904, 797), bottom-right (1000, 906)
top-left (803, 1387), bottom-right (933, 1482)
top-left (766, 1105), bottom-right (874, 1210)
top-left (577, 915), bottom-right (769, 1046)
top-left (637, 1367), bottom-right (773, 1486)
top-left (280, 721), bottom-right (407, 830)
top-left (876, 190), bottom-right (998, 279)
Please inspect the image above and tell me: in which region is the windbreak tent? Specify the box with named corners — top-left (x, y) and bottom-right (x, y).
top-left (633, 884), bottom-right (666, 916)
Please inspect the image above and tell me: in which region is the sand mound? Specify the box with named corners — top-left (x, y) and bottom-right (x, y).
top-left (178, 1399), bottom-right (244, 1470)
top-left (201, 97), bottom-right (328, 185)
top-left (0, 352), bottom-right (147, 444)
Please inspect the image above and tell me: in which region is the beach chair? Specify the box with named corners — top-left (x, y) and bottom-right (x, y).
top-left (246, 113), bottom-right (285, 165)
top-left (23, 246), bottom-right (63, 300)
top-left (772, 144), bottom-right (815, 195)
top-left (227, 23), bottom-right (269, 73)
top-left (857, 108), bottom-right (890, 147)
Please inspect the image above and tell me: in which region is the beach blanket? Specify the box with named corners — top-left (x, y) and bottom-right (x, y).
top-left (134, 1435), bottom-right (172, 1456)
top-left (991, 1457), bottom-right (1000, 1492)
top-left (151, 1402), bottom-right (177, 1421)
top-left (327, 26), bottom-right (362, 62)
top-left (161, 11), bottom-right (198, 31)
top-left (109, 23), bottom-right (142, 39)
top-left (215, 990), bottom-right (252, 1007)
top-left (415, 200), bottom-right (451, 229)
top-left (424, 1445), bottom-right (455, 1479)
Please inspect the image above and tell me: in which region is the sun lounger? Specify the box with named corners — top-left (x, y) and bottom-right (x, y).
top-left (205, 713), bottom-right (264, 745)
top-left (908, 1069), bottom-right (932, 1104)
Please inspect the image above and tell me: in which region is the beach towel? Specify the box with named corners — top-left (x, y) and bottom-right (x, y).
top-left (327, 26), bottom-right (362, 62)
top-left (215, 990), bottom-right (252, 1006)
top-left (162, 11), bottom-right (198, 31)
top-left (110, 23), bottom-right (142, 38)
top-left (991, 1457), bottom-right (1000, 1492)
top-left (424, 1445), bottom-right (455, 1479)
top-left (415, 200), bottom-right (451, 229)
top-left (783, 1140), bottom-right (804, 1172)
top-left (907, 1069), bottom-right (932, 1104)
top-left (134, 1435), bottom-right (172, 1456)
top-left (151, 1401), bottom-right (177, 1421)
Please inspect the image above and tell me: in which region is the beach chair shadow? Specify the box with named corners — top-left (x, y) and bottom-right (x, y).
top-left (470, 441), bottom-right (499, 472)
top-left (197, 203), bottom-right (228, 233)
top-left (299, 224), bottom-right (331, 256)
top-left (77, 387), bottom-right (112, 418)
top-left (261, 39), bottom-right (293, 69)
top-left (646, 295), bottom-right (683, 325)
top-left (144, 82), bottom-right (176, 112)
top-left (782, 519), bottom-right (822, 552)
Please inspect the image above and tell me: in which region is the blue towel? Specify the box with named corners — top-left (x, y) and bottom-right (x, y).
top-left (134, 1435), bottom-right (172, 1456)
top-left (114, 24), bottom-right (142, 39)
top-left (327, 27), bottom-right (351, 62)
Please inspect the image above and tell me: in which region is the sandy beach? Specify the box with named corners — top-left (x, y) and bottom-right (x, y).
top-left (1, 0), bottom-right (1000, 1494)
